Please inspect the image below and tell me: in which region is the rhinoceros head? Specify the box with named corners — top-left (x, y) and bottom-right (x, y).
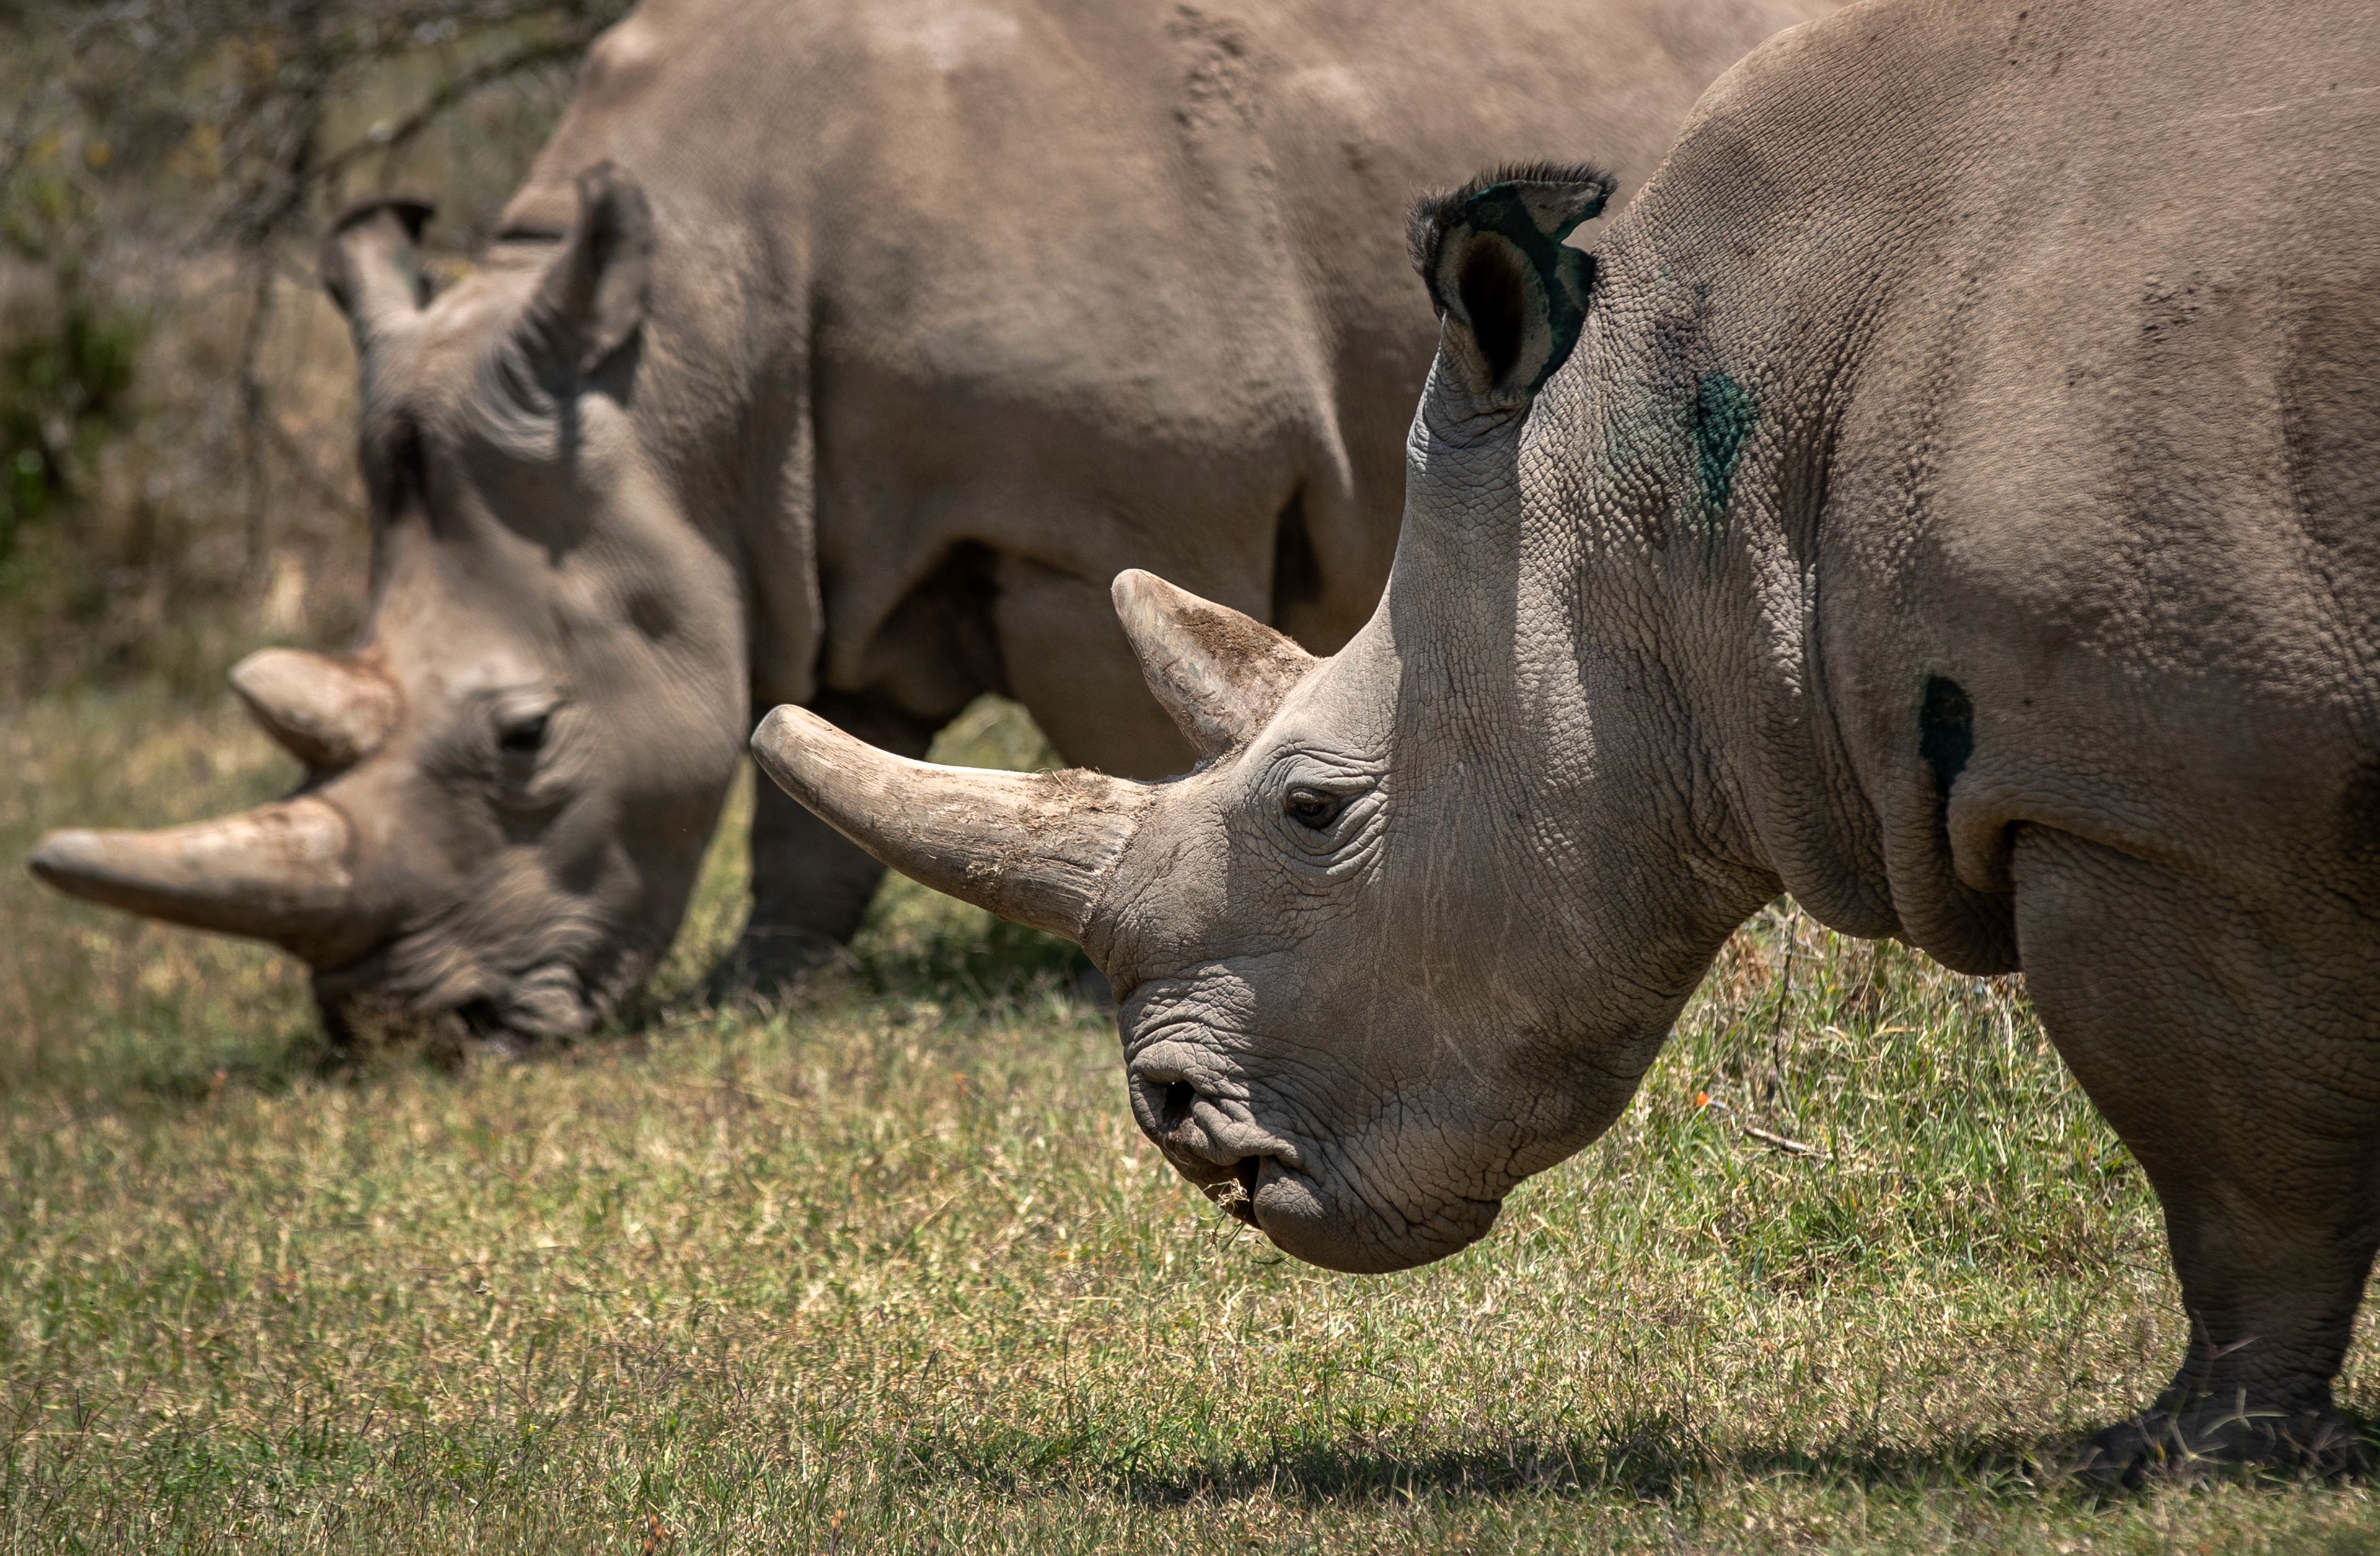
top-left (32, 164), bottom-right (748, 1043)
top-left (751, 166), bottom-right (1760, 1271)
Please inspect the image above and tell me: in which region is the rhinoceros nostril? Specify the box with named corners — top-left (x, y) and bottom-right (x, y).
top-left (455, 998), bottom-right (505, 1037)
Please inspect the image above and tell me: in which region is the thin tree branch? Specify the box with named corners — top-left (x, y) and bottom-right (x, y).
top-left (314, 26), bottom-right (602, 190)
top-left (236, 256), bottom-right (280, 569)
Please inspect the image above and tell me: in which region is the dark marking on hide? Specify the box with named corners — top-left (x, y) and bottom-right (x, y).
top-left (1270, 488), bottom-right (1322, 620)
top-left (1653, 308), bottom-right (1699, 372)
top-left (1919, 675), bottom-right (1974, 799)
top-left (1691, 370), bottom-right (1756, 514)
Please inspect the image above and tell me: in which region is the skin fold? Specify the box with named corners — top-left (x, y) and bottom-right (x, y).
top-left (754, 0), bottom-right (2380, 1480)
top-left (26, 0), bottom-right (1820, 1044)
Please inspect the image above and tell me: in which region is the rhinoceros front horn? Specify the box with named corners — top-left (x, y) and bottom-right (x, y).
top-left (229, 649), bottom-right (399, 771)
top-left (27, 796), bottom-right (355, 949)
top-left (750, 706), bottom-right (1150, 943)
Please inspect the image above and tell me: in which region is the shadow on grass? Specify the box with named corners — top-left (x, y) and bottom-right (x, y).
top-left (907, 1409), bottom-right (2380, 1510)
top-left (131, 1024), bottom-right (342, 1101)
top-left (1123, 1428), bottom-right (2050, 1508)
top-left (77, 935), bottom-right (1097, 1116)
top-left (76, 887), bottom-right (1098, 1109)
top-left (7, 1004), bottom-right (341, 1115)
top-left (849, 913), bottom-right (1094, 1009)
top-left (613, 904), bottom-right (1095, 1036)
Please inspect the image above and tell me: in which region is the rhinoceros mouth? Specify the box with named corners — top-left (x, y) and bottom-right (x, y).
top-left (307, 916), bottom-right (650, 1047)
top-left (1187, 1154), bottom-right (1269, 1228)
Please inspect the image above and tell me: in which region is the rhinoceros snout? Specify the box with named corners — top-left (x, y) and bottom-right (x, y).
top-left (1124, 1055), bottom-right (1312, 1228)
top-left (1123, 1042), bottom-right (1505, 1272)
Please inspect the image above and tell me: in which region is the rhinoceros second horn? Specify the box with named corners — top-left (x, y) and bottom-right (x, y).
top-left (27, 797), bottom-right (355, 947)
top-left (1111, 569), bottom-right (1316, 758)
top-left (749, 705), bottom-right (1147, 943)
top-left (229, 649), bottom-right (400, 772)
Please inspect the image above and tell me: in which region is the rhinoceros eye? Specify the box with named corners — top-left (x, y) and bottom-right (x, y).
top-left (1284, 786), bottom-right (1345, 830)
top-left (496, 710), bottom-right (550, 755)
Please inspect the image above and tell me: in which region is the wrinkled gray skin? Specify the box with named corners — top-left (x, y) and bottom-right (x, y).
top-left (25, 0), bottom-right (1818, 1044)
top-left (754, 0), bottom-right (2380, 1480)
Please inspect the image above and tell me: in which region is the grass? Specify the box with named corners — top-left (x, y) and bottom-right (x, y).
top-left (7, 692), bottom-right (2380, 1552)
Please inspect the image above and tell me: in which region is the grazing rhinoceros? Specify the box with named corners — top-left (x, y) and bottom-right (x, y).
top-left (750, 0), bottom-right (2380, 1479)
top-left (25, 0), bottom-right (1823, 1042)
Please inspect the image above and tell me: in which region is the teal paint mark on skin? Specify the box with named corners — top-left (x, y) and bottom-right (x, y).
top-left (1670, 367), bottom-right (1757, 576)
top-left (1690, 369), bottom-right (1756, 513)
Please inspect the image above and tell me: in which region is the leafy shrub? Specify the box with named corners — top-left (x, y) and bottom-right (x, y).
top-left (0, 285), bottom-right (143, 562)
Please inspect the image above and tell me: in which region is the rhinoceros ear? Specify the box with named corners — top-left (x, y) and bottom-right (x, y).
top-left (320, 197), bottom-right (436, 350)
top-left (1112, 569), bottom-right (1316, 759)
top-left (1407, 162), bottom-right (1613, 403)
top-left (518, 162), bottom-right (653, 379)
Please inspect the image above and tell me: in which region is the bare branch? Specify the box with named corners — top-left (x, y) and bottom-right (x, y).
top-left (315, 25), bottom-right (603, 189)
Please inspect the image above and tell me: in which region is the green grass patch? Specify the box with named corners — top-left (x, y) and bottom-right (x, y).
top-left (7, 692), bottom-right (2380, 1552)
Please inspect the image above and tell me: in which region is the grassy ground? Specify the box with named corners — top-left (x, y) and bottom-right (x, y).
top-left (7, 693), bottom-right (2380, 1553)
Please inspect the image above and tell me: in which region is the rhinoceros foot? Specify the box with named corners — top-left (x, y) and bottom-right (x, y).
top-left (2071, 1398), bottom-right (2370, 1488)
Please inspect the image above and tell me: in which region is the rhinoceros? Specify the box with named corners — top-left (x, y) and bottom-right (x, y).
top-left (25, 0), bottom-right (1820, 1043)
top-left (749, 0), bottom-right (2380, 1478)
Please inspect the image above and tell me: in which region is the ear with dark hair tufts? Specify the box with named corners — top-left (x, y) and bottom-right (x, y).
top-left (1408, 162), bottom-right (1612, 405)
top-left (519, 162), bottom-right (654, 381)
top-left (320, 198), bottom-right (437, 351)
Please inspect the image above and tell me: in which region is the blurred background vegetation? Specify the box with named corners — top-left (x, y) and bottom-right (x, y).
top-left (0, 0), bottom-right (627, 701)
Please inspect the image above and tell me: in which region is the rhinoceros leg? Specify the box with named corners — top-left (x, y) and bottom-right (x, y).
top-left (2012, 826), bottom-right (2380, 1483)
top-left (710, 690), bottom-right (940, 996)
